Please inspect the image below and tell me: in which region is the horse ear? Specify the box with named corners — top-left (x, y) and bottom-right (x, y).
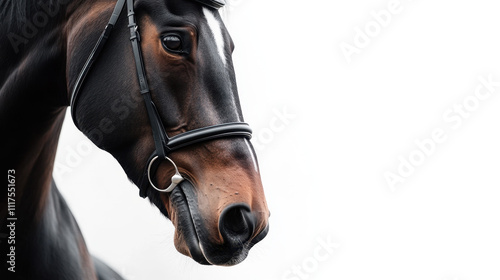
top-left (193, 0), bottom-right (225, 9)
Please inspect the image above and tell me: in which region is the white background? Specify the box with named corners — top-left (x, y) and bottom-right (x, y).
top-left (55, 0), bottom-right (500, 279)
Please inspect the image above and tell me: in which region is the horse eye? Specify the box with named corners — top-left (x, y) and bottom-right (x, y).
top-left (162, 35), bottom-right (182, 52)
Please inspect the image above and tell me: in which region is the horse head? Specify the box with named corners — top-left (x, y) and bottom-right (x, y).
top-left (67, 0), bottom-right (269, 266)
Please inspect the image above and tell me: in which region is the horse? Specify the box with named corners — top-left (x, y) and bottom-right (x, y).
top-left (0, 0), bottom-right (270, 278)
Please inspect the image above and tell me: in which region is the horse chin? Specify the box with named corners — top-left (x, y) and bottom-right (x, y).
top-left (168, 180), bottom-right (268, 266)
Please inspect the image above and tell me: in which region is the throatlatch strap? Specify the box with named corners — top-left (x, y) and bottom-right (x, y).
top-left (70, 0), bottom-right (126, 128)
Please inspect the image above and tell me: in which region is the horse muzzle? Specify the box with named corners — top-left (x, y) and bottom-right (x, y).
top-left (168, 179), bottom-right (269, 266)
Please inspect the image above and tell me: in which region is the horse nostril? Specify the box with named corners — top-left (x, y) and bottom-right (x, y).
top-left (219, 203), bottom-right (256, 244)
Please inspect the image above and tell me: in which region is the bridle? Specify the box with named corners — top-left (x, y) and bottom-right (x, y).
top-left (69, 0), bottom-right (252, 198)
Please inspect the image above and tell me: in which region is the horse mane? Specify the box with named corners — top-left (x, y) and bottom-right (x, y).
top-left (0, 0), bottom-right (81, 27)
top-left (1, 0), bottom-right (46, 21)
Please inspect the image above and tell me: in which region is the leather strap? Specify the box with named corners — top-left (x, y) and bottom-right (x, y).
top-left (70, 0), bottom-right (126, 128)
top-left (127, 0), bottom-right (169, 159)
top-left (167, 122), bottom-right (252, 152)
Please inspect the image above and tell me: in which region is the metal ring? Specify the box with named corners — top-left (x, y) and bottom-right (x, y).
top-left (147, 155), bottom-right (184, 193)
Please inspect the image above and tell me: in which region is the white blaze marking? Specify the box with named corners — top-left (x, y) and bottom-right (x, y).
top-left (203, 7), bottom-right (227, 66)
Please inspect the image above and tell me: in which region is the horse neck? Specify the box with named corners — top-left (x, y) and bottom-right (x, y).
top-left (2, 109), bottom-right (66, 222)
top-left (1, 0), bottom-right (106, 221)
top-left (1, 92), bottom-right (67, 224)
top-left (0, 4), bottom-right (72, 223)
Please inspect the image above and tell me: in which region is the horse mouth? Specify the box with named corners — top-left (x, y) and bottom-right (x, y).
top-left (169, 181), bottom-right (210, 265)
top-left (168, 180), bottom-right (269, 266)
